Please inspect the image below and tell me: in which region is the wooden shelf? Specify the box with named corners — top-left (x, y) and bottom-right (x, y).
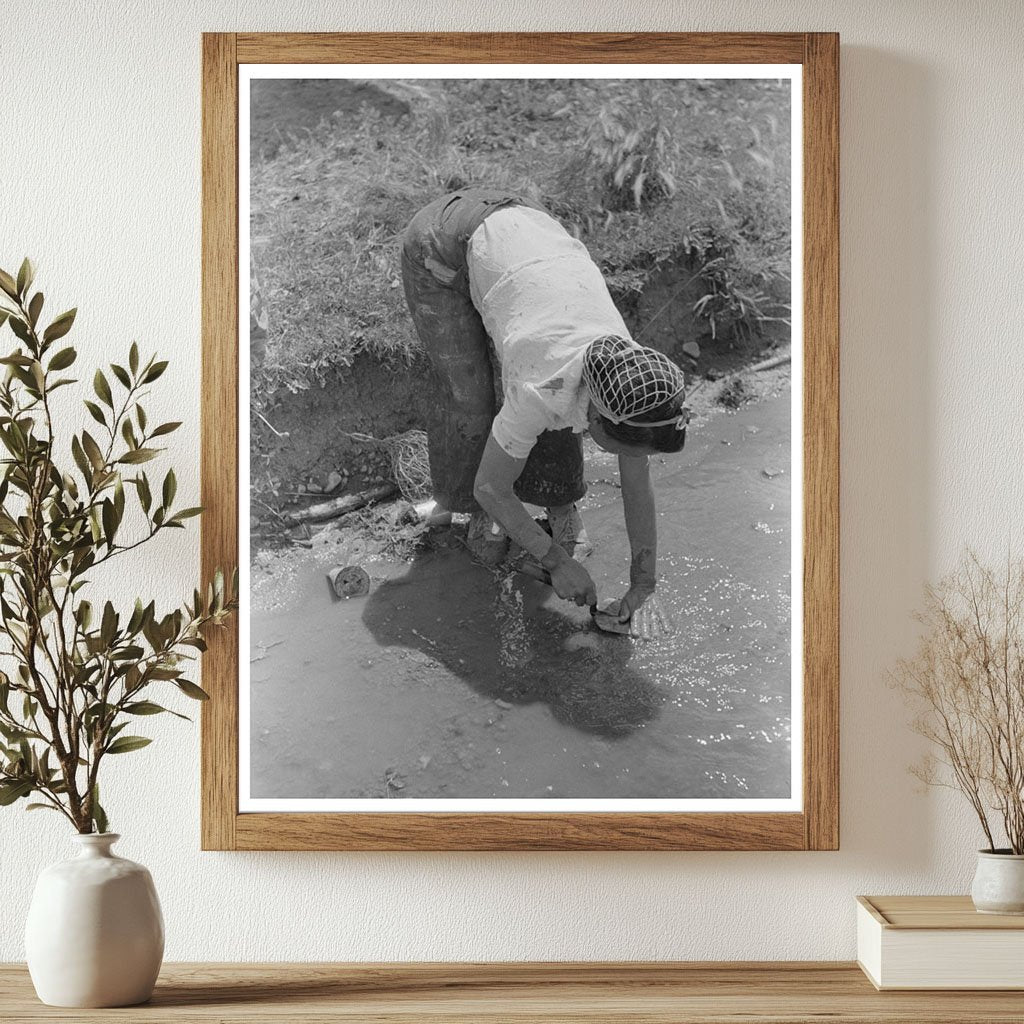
top-left (3, 962), bottom-right (1024, 1022)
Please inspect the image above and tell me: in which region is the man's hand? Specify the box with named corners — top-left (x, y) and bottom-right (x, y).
top-left (617, 586), bottom-right (673, 640)
top-left (543, 543), bottom-right (598, 607)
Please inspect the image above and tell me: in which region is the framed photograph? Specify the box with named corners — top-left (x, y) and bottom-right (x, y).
top-left (201, 32), bottom-right (838, 850)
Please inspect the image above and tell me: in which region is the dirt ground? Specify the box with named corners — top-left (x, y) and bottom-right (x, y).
top-left (250, 79), bottom-right (408, 161)
top-left (248, 364), bottom-right (793, 802)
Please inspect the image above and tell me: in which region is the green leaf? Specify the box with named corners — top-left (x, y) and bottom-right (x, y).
top-left (121, 418), bottom-right (137, 449)
top-left (8, 316), bottom-right (31, 345)
top-left (118, 448), bottom-right (158, 465)
top-left (124, 700), bottom-right (165, 715)
top-left (16, 258), bottom-right (34, 298)
top-left (110, 644), bottom-right (143, 661)
top-left (114, 475), bottom-right (125, 521)
top-left (0, 269), bottom-right (18, 300)
top-left (0, 352), bottom-right (33, 366)
top-left (83, 400), bottom-right (106, 427)
top-left (168, 507), bottom-right (203, 525)
top-left (91, 785), bottom-right (108, 834)
top-left (176, 679), bottom-right (210, 701)
top-left (0, 428), bottom-right (19, 460)
top-left (27, 292), bottom-right (43, 328)
top-left (110, 363), bottom-right (131, 388)
top-left (101, 498), bottom-right (117, 547)
top-left (0, 779), bottom-right (33, 805)
top-left (93, 369), bottom-right (113, 408)
top-left (147, 666), bottom-right (182, 680)
top-left (150, 421), bottom-right (181, 438)
top-left (81, 431), bottom-right (105, 472)
top-left (88, 509), bottom-right (103, 543)
top-left (48, 346), bottom-right (77, 371)
top-left (162, 468), bottom-right (176, 508)
top-left (0, 722), bottom-right (28, 742)
top-left (142, 360), bottom-right (168, 383)
top-left (126, 598), bottom-right (146, 635)
top-left (129, 342), bottom-right (139, 375)
top-left (136, 473), bottom-right (152, 513)
top-left (100, 601), bottom-right (117, 647)
top-left (140, 610), bottom-right (160, 650)
top-left (42, 308), bottom-right (77, 344)
top-left (143, 364), bottom-right (168, 387)
top-left (105, 735), bottom-right (152, 755)
top-left (124, 700), bottom-right (188, 722)
top-left (71, 435), bottom-right (92, 482)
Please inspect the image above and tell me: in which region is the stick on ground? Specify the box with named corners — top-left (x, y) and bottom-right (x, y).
top-left (286, 483), bottom-right (399, 525)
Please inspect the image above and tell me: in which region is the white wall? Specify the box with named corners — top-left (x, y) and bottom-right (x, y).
top-left (1, 0), bottom-right (1022, 961)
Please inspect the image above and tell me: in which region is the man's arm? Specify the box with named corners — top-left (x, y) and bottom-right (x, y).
top-left (618, 453), bottom-right (658, 617)
top-left (474, 434), bottom-right (597, 606)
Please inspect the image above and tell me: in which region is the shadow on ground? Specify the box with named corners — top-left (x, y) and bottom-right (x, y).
top-left (360, 544), bottom-right (663, 738)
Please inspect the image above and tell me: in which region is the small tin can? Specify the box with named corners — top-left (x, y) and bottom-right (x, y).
top-left (326, 565), bottom-right (371, 599)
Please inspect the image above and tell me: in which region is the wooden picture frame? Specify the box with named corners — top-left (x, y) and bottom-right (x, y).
top-left (201, 32), bottom-right (838, 851)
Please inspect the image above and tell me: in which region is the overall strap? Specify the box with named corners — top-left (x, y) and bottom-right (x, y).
top-left (428, 189), bottom-right (543, 289)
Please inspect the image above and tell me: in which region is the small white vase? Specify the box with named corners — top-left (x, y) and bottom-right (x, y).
top-left (971, 849), bottom-right (1024, 915)
top-left (25, 833), bottom-right (164, 1007)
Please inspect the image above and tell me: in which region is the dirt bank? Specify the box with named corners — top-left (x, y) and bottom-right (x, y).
top-left (252, 350), bottom-right (433, 520)
top-left (252, 254), bottom-right (790, 528)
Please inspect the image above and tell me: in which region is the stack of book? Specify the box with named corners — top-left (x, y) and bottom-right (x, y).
top-left (857, 895), bottom-right (1024, 990)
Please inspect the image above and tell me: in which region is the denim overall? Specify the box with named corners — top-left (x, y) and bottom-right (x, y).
top-left (400, 188), bottom-right (587, 513)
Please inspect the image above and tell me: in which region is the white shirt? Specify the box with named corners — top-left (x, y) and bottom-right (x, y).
top-left (467, 206), bottom-right (632, 459)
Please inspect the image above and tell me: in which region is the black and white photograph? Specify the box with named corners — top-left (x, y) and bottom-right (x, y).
top-left (241, 66), bottom-right (801, 811)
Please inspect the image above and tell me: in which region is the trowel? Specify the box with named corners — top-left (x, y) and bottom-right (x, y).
top-left (514, 560), bottom-right (632, 635)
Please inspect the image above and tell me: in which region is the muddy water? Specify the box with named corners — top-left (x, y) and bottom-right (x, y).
top-left (249, 386), bottom-right (792, 801)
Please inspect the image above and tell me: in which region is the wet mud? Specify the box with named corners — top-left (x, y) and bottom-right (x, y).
top-left (249, 381), bottom-right (792, 801)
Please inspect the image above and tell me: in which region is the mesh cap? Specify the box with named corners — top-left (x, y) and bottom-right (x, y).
top-left (582, 336), bottom-right (687, 427)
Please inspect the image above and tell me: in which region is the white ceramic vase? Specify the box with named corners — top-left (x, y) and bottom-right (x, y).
top-left (971, 849), bottom-right (1024, 915)
top-left (25, 833), bottom-right (164, 1007)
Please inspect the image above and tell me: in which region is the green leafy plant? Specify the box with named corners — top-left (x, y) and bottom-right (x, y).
top-left (0, 259), bottom-right (236, 833)
top-left (692, 272), bottom-right (775, 342)
top-left (583, 94), bottom-right (677, 212)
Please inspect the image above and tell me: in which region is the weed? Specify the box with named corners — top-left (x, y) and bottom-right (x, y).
top-left (251, 77), bottom-right (792, 402)
top-left (584, 90), bottom-right (678, 211)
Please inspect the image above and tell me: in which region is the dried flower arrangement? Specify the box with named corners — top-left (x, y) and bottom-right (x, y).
top-left (895, 552), bottom-right (1024, 853)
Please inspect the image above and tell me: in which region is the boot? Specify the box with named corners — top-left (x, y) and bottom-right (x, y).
top-left (466, 510), bottom-right (510, 567)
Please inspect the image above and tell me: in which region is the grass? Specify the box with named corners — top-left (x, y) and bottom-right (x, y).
top-left (250, 77), bottom-right (792, 411)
